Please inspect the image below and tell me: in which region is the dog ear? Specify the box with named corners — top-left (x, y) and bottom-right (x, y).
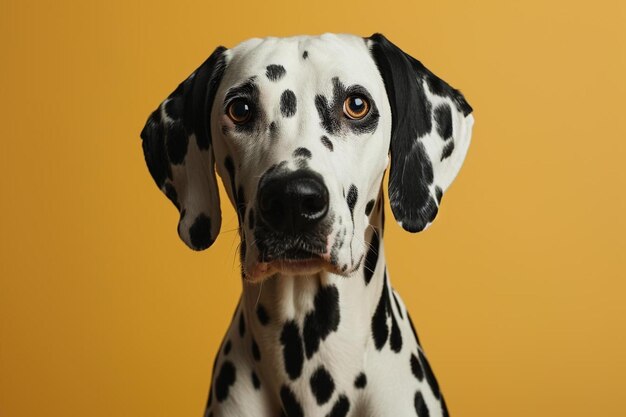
top-left (368, 33), bottom-right (474, 232)
top-left (140, 46), bottom-right (228, 250)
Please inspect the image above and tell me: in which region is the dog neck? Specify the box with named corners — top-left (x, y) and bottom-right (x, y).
top-left (238, 194), bottom-right (387, 402)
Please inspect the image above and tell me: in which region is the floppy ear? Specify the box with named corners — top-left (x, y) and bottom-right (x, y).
top-left (140, 46), bottom-right (228, 250)
top-left (368, 33), bottom-right (474, 232)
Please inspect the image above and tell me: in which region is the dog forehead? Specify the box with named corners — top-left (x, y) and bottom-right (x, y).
top-left (223, 34), bottom-right (380, 87)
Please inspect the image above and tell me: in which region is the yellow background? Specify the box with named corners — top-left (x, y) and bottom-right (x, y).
top-left (1, 1), bottom-right (625, 416)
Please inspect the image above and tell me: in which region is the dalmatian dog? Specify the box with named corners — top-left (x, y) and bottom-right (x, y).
top-left (141, 33), bottom-right (473, 417)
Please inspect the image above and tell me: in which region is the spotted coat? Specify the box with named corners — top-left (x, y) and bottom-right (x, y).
top-left (141, 33), bottom-right (473, 417)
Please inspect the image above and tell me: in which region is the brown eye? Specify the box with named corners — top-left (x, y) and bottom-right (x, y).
top-left (343, 95), bottom-right (370, 120)
top-left (227, 99), bottom-right (252, 124)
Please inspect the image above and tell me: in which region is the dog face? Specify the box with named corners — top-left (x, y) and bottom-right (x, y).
top-left (141, 33), bottom-right (473, 282)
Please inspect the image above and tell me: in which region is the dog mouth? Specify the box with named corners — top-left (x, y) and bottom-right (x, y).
top-left (247, 245), bottom-right (340, 281)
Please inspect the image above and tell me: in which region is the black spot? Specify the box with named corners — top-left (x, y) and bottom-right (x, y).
top-left (365, 199), bottom-right (375, 216)
top-left (302, 50), bottom-right (308, 59)
top-left (419, 349), bottom-right (440, 398)
top-left (435, 186), bottom-right (443, 204)
top-left (223, 340), bottom-right (231, 355)
top-left (315, 93), bottom-right (340, 135)
top-left (309, 366), bottom-right (335, 405)
top-left (371, 273), bottom-right (390, 350)
top-left (414, 391), bottom-right (430, 417)
top-left (303, 285), bottom-right (341, 358)
top-left (280, 320), bottom-right (304, 380)
top-left (214, 361), bottom-right (236, 403)
top-left (280, 385), bottom-right (304, 417)
top-left (252, 339), bottom-right (261, 361)
top-left (164, 183), bottom-right (179, 209)
top-left (411, 353), bottom-right (424, 381)
top-left (434, 104), bottom-right (453, 140)
top-left (320, 135), bottom-right (334, 151)
top-left (189, 214), bottom-right (213, 250)
top-left (280, 90), bottom-right (297, 118)
top-left (238, 311), bottom-right (245, 337)
top-left (248, 208), bottom-right (255, 229)
top-left (389, 310), bottom-right (403, 353)
top-left (354, 372), bottom-right (367, 389)
top-left (166, 121), bottom-right (189, 165)
top-left (326, 395), bottom-right (350, 417)
top-left (347, 185), bottom-right (358, 220)
top-left (266, 64), bottom-right (286, 82)
top-left (370, 35), bottom-right (433, 137)
top-left (251, 371), bottom-right (261, 389)
top-left (293, 147), bottom-right (312, 159)
top-left (363, 230), bottom-right (379, 285)
top-left (392, 291), bottom-right (404, 319)
top-left (441, 141), bottom-right (455, 161)
top-left (370, 35), bottom-right (455, 233)
top-left (257, 304), bottom-right (270, 325)
top-left (389, 141), bottom-right (438, 233)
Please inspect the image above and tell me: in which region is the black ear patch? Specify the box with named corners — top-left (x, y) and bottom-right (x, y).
top-left (368, 33), bottom-right (472, 233)
top-left (391, 142), bottom-right (438, 233)
top-left (189, 214), bottom-right (214, 250)
top-left (141, 46), bottom-right (227, 250)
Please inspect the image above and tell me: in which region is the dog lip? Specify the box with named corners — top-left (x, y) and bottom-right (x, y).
top-left (259, 245), bottom-right (328, 263)
top-left (268, 257), bottom-right (337, 276)
top-left (246, 251), bottom-right (337, 282)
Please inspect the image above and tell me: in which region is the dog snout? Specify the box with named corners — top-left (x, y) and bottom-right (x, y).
top-left (258, 170), bottom-right (329, 234)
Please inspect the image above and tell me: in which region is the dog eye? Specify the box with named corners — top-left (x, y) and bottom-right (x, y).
top-left (227, 99), bottom-right (252, 124)
top-left (343, 95), bottom-right (370, 120)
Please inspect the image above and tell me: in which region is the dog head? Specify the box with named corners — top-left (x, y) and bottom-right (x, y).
top-left (141, 33), bottom-right (473, 282)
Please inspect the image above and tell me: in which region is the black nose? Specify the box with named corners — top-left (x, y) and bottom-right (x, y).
top-left (258, 170), bottom-right (329, 233)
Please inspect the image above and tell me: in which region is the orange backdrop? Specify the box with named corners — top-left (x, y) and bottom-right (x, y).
top-left (1, 1), bottom-right (625, 416)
